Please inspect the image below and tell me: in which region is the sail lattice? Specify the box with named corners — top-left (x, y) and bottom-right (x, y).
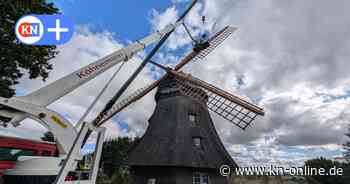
top-left (192, 26), bottom-right (237, 62)
top-left (172, 71), bottom-right (264, 130)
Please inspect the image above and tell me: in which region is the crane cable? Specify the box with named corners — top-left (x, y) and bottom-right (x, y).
top-left (75, 61), bottom-right (126, 130)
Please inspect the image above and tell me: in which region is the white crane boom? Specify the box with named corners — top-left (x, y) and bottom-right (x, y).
top-left (17, 21), bottom-right (183, 106)
top-left (0, 21), bottom-right (183, 127)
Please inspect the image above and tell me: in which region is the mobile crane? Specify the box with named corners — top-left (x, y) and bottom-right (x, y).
top-left (0, 1), bottom-right (198, 183)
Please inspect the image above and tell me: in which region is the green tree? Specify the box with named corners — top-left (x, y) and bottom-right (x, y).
top-left (0, 0), bottom-right (59, 97)
top-left (96, 171), bottom-right (110, 184)
top-left (305, 157), bottom-right (346, 184)
top-left (100, 137), bottom-right (140, 177)
top-left (343, 125), bottom-right (350, 181)
top-left (110, 168), bottom-right (132, 184)
top-left (344, 125), bottom-right (350, 163)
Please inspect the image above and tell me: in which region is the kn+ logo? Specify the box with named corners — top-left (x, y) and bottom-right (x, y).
top-left (15, 14), bottom-right (73, 45)
top-left (15, 15), bottom-right (44, 44)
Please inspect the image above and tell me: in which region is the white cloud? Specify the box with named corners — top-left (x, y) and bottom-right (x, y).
top-left (148, 0), bottom-right (350, 166)
top-left (150, 6), bottom-right (179, 32)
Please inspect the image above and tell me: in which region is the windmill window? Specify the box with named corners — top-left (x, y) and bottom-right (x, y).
top-left (193, 137), bottom-right (201, 147)
top-left (202, 175), bottom-right (209, 184)
top-left (189, 113), bottom-right (196, 121)
top-left (193, 172), bottom-right (210, 184)
top-left (147, 178), bottom-right (156, 184)
top-left (193, 172), bottom-right (201, 184)
top-left (189, 113), bottom-right (197, 126)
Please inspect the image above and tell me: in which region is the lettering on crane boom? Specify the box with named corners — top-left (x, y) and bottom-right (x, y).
top-left (76, 52), bottom-right (125, 78)
top-left (51, 115), bottom-right (68, 129)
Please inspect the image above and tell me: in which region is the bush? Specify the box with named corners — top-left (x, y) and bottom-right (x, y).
top-left (110, 168), bottom-right (132, 184)
top-left (305, 157), bottom-right (347, 184)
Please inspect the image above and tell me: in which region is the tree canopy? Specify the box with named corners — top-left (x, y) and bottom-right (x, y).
top-left (0, 0), bottom-right (59, 97)
top-left (100, 137), bottom-right (140, 178)
top-left (344, 125), bottom-right (350, 163)
top-left (305, 157), bottom-right (348, 184)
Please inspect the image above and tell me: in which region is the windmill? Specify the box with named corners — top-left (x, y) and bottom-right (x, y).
top-left (91, 26), bottom-right (265, 184)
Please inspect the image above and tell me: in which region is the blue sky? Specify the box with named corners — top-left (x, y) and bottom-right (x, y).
top-left (51, 0), bottom-right (181, 42)
top-left (51, 0), bottom-right (192, 79)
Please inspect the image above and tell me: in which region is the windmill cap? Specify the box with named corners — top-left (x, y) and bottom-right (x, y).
top-left (155, 76), bottom-right (208, 102)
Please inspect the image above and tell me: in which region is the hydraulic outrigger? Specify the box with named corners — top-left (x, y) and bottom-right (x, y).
top-left (0, 1), bottom-right (198, 183)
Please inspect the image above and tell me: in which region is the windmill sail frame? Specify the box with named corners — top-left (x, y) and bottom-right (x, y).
top-left (95, 26), bottom-right (238, 126)
top-left (171, 71), bottom-right (264, 130)
top-left (95, 25), bottom-right (264, 131)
